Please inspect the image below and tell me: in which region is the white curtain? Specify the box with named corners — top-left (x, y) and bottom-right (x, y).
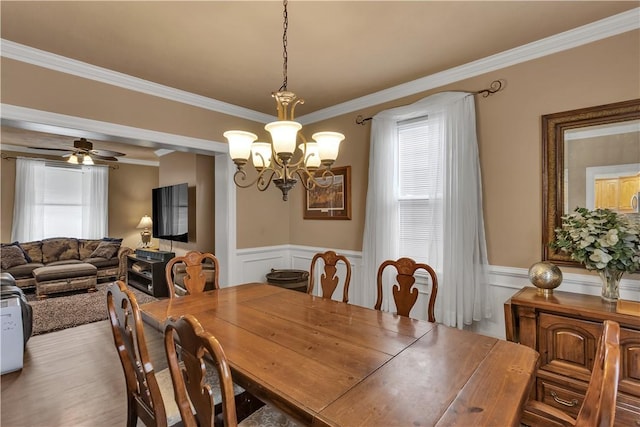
top-left (11, 158), bottom-right (108, 242)
top-left (362, 91), bottom-right (491, 328)
top-left (11, 158), bottom-right (46, 242)
top-left (82, 165), bottom-right (108, 238)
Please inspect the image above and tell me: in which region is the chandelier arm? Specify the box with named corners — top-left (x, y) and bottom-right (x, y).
top-left (256, 169), bottom-right (277, 192)
top-left (293, 169), bottom-right (314, 191)
top-left (233, 167), bottom-right (276, 189)
top-left (311, 168), bottom-right (336, 188)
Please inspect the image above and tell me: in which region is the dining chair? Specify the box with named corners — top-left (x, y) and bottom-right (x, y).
top-left (106, 280), bottom-right (181, 427)
top-left (308, 250), bottom-right (352, 303)
top-left (165, 250), bottom-right (219, 298)
top-left (163, 314), bottom-right (301, 427)
top-left (521, 320), bottom-right (621, 427)
top-left (375, 257), bottom-right (438, 322)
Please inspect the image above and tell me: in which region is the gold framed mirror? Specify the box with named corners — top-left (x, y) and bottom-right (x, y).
top-left (542, 99), bottom-right (640, 267)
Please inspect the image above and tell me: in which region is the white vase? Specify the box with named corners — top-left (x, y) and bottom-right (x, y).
top-left (597, 269), bottom-right (623, 302)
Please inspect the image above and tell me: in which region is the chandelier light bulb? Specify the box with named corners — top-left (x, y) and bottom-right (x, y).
top-left (313, 131), bottom-right (345, 165)
top-left (224, 130), bottom-right (258, 163)
top-left (251, 142), bottom-right (273, 169)
top-left (298, 142), bottom-right (321, 169)
top-left (265, 121), bottom-right (302, 157)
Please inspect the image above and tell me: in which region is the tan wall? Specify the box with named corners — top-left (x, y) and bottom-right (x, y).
top-left (158, 151), bottom-right (216, 254)
top-left (0, 149), bottom-right (158, 250)
top-left (287, 30), bottom-right (640, 271)
top-left (2, 30), bottom-right (638, 271)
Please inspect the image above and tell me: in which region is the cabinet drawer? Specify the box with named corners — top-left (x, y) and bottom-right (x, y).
top-left (538, 313), bottom-right (602, 381)
top-left (616, 393), bottom-right (640, 427)
top-left (537, 379), bottom-right (584, 418)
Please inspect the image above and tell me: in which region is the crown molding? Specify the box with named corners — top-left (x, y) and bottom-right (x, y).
top-left (1, 8), bottom-right (638, 126)
top-left (298, 7), bottom-right (640, 124)
top-left (1, 104), bottom-right (228, 155)
top-left (0, 40), bottom-right (274, 124)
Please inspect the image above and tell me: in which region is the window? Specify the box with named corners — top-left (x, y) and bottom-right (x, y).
top-left (397, 115), bottom-right (443, 270)
top-left (42, 166), bottom-right (84, 238)
top-left (11, 158), bottom-right (108, 242)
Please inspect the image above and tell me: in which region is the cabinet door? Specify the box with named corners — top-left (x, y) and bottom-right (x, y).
top-left (538, 313), bottom-right (602, 382)
top-left (620, 327), bottom-right (640, 397)
top-left (618, 175), bottom-right (640, 212)
top-left (594, 178), bottom-right (619, 209)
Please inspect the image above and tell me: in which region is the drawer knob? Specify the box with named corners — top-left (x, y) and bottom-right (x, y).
top-left (550, 391), bottom-right (579, 407)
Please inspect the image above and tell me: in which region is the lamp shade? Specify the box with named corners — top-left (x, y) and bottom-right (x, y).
top-left (313, 132), bottom-right (344, 164)
top-left (136, 215), bottom-right (153, 229)
top-left (265, 121), bottom-right (302, 155)
top-left (67, 154), bottom-right (79, 164)
top-left (251, 142), bottom-right (272, 168)
top-left (82, 155), bottom-right (94, 165)
top-left (298, 142), bottom-right (321, 169)
top-left (224, 130), bottom-right (258, 161)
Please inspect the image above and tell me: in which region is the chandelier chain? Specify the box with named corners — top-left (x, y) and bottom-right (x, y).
top-left (280, 0), bottom-right (288, 92)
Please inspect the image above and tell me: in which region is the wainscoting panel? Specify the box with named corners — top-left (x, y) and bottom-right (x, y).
top-left (233, 245), bottom-right (640, 340)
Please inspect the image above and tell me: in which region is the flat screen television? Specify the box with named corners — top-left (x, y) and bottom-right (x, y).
top-left (152, 183), bottom-right (189, 242)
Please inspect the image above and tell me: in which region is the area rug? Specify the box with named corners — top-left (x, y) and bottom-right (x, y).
top-left (27, 282), bottom-right (157, 335)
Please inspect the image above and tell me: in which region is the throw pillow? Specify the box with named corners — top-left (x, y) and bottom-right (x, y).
top-left (1, 241), bottom-right (32, 263)
top-left (1, 244), bottom-right (28, 270)
top-left (90, 241), bottom-right (120, 259)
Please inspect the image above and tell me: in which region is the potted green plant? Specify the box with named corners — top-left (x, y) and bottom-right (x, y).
top-left (551, 207), bottom-right (640, 302)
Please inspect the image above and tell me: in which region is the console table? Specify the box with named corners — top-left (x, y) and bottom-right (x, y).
top-left (504, 287), bottom-right (640, 426)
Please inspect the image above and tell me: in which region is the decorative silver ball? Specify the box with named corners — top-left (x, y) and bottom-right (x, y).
top-left (528, 262), bottom-right (563, 296)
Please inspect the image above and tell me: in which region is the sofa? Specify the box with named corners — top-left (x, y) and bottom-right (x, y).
top-left (1, 238), bottom-right (133, 294)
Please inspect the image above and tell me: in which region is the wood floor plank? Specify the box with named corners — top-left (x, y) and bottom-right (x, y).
top-left (1, 320), bottom-right (167, 427)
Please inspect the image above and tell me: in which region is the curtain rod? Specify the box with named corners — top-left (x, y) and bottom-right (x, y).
top-left (355, 79), bottom-right (505, 126)
top-left (1, 153), bottom-right (119, 169)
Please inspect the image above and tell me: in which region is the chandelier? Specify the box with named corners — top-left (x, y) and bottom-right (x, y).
top-left (223, 0), bottom-right (345, 201)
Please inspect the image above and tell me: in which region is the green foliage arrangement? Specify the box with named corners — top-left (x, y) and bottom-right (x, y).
top-left (551, 207), bottom-right (640, 272)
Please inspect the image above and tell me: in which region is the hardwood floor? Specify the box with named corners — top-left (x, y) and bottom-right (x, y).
top-left (1, 320), bottom-right (167, 427)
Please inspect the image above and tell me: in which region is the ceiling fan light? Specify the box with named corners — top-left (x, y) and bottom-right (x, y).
top-left (67, 154), bottom-right (79, 164)
top-left (83, 155), bottom-right (94, 165)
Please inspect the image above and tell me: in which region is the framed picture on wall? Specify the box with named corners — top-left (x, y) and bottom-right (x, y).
top-left (304, 166), bottom-right (351, 220)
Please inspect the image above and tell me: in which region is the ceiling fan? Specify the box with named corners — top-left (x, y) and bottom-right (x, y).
top-left (31, 137), bottom-right (126, 163)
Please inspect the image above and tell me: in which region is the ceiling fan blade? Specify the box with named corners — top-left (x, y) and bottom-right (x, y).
top-left (90, 154), bottom-right (119, 161)
top-left (90, 149), bottom-right (125, 157)
top-left (27, 146), bottom-right (73, 152)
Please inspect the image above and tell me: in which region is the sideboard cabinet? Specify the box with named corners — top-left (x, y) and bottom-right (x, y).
top-left (505, 287), bottom-right (640, 426)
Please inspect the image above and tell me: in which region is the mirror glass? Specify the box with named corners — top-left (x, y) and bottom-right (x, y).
top-left (542, 99), bottom-right (640, 267)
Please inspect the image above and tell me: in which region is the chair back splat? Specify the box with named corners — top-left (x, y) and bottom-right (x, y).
top-left (107, 280), bottom-right (172, 427)
top-left (164, 315), bottom-right (302, 427)
top-left (165, 251), bottom-right (220, 298)
top-left (375, 257), bottom-right (438, 322)
top-left (308, 250), bottom-right (352, 303)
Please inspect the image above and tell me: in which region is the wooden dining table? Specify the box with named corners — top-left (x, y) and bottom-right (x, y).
top-left (140, 283), bottom-right (539, 427)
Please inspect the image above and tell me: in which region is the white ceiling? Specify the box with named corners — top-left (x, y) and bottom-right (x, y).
top-left (1, 1), bottom-right (638, 162)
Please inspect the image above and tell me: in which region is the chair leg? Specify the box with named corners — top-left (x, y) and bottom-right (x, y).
top-left (126, 396), bottom-right (138, 427)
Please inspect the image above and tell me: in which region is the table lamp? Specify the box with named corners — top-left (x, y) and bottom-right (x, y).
top-left (136, 215), bottom-right (153, 248)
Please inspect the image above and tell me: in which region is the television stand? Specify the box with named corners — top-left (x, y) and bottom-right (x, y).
top-left (126, 253), bottom-right (174, 297)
